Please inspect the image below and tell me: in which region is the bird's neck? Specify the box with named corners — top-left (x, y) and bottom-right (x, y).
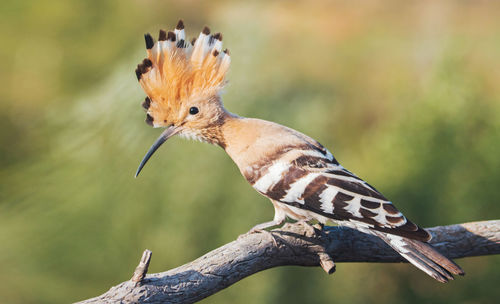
top-left (219, 114), bottom-right (256, 157)
top-left (219, 115), bottom-right (301, 171)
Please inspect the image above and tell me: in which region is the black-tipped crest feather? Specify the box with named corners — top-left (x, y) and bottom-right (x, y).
top-left (142, 97), bottom-right (151, 110)
top-left (144, 33), bottom-right (154, 49)
top-left (145, 114), bottom-right (154, 126)
top-left (158, 29), bottom-right (167, 41)
top-left (213, 32), bottom-right (222, 41)
top-left (176, 19), bottom-right (184, 30)
top-left (167, 31), bottom-right (176, 41)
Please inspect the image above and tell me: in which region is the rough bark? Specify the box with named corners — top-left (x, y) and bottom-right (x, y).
top-left (77, 220), bottom-right (500, 304)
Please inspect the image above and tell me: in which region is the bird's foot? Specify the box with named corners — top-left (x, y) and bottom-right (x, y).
top-left (247, 228), bottom-right (279, 247)
top-left (238, 220), bottom-right (284, 247)
top-left (293, 220), bottom-right (323, 236)
top-left (314, 222), bottom-right (325, 231)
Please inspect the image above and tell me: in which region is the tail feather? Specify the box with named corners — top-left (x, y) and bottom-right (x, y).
top-left (403, 238), bottom-right (464, 276)
top-left (403, 251), bottom-right (453, 283)
top-left (375, 232), bottom-right (465, 283)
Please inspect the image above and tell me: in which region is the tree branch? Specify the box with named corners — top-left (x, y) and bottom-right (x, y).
top-left (77, 220), bottom-right (500, 304)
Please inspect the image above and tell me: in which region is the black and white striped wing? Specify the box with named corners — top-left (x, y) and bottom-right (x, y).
top-left (251, 144), bottom-right (431, 242)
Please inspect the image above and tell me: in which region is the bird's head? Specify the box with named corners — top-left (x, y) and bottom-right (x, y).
top-left (135, 20), bottom-right (231, 177)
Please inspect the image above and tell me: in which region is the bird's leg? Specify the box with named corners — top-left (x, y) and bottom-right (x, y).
top-left (238, 218), bottom-right (285, 247)
top-left (248, 218), bottom-right (286, 232)
top-left (238, 201), bottom-right (286, 246)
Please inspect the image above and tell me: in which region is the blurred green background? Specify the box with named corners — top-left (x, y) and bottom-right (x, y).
top-left (1, 0), bottom-right (499, 303)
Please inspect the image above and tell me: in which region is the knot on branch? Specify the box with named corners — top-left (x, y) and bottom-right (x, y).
top-left (131, 249), bottom-right (152, 285)
top-left (278, 222), bottom-right (336, 274)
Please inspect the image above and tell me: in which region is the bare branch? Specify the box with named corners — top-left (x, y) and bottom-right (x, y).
top-left (77, 220), bottom-right (499, 304)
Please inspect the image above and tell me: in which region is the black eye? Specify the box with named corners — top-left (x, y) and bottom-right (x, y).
top-left (189, 107), bottom-right (199, 115)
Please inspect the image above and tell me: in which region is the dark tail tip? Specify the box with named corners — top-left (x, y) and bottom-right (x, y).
top-left (406, 238), bottom-right (465, 277)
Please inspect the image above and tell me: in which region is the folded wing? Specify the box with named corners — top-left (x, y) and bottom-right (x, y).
top-left (251, 142), bottom-right (431, 242)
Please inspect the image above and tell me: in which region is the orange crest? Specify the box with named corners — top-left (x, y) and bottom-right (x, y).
top-left (135, 20), bottom-right (231, 127)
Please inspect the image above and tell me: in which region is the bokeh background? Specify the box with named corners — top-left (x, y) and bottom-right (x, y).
top-left (1, 0), bottom-right (499, 303)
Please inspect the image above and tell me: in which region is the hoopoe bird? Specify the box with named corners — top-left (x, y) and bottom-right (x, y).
top-left (134, 20), bottom-right (464, 282)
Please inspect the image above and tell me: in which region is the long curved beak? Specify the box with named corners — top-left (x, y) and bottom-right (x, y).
top-left (135, 125), bottom-right (179, 178)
